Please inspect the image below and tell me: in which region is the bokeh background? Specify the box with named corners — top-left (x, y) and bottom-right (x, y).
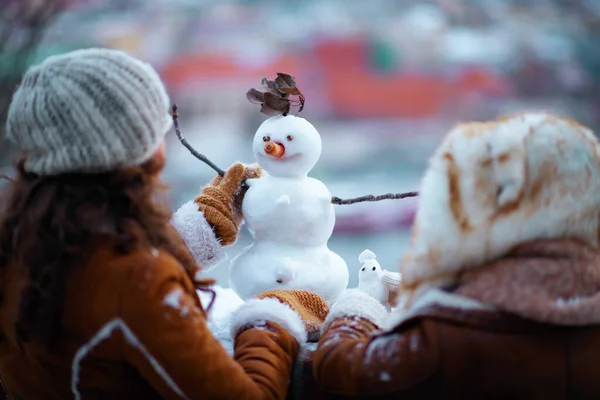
top-left (2, 0), bottom-right (600, 287)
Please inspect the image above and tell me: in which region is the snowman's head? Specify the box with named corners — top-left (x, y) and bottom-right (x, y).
top-left (253, 115), bottom-right (322, 177)
top-left (358, 249), bottom-right (382, 282)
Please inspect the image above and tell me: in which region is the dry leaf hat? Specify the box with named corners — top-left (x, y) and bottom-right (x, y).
top-left (246, 73), bottom-right (305, 117)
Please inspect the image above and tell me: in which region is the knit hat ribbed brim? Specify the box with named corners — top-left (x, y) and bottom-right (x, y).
top-left (6, 48), bottom-right (172, 175)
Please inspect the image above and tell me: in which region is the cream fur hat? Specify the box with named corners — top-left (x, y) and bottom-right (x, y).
top-left (398, 112), bottom-right (600, 307)
top-left (6, 48), bottom-right (172, 175)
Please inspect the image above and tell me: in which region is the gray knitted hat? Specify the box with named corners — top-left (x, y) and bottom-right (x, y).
top-left (6, 48), bottom-right (172, 175)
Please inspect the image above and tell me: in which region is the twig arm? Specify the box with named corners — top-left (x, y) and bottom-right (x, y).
top-left (331, 191), bottom-right (418, 205)
top-left (171, 104), bottom-right (225, 176)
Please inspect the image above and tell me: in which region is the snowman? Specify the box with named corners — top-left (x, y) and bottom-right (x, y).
top-left (357, 249), bottom-right (402, 309)
top-left (229, 115), bottom-right (349, 303)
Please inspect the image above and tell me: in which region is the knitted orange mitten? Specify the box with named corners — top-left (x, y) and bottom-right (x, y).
top-left (257, 289), bottom-right (330, 341)
top-left (194, 163), bottom-right (262, 246)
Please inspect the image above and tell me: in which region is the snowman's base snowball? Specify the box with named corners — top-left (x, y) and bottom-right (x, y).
top-left (275, 194), bottom-right (291, 205)
top-left (229, 242), bottom-right (349, 302)
top-left (197, 286), bottom-right (244, 355)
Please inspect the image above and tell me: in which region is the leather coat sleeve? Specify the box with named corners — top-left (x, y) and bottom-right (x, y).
top-left (313, 315), bottom-right (440, 397)
top-left (119, 251), bottom-right (298, 400)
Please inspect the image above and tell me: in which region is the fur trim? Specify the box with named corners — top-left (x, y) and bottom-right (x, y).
top-left (171, 200), bottom-right (224, 270)
top-left (383, 288), bottom-right (494, 331)
top-left (400, 113), bottom-right (600, 300)
top-left (322, 289), bottom-right (388, 332)
top-left (231, 298), bottom-right (307, 346)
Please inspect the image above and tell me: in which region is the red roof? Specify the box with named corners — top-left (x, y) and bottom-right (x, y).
top-left (321, 69), bottom-right (451, 118)
top-left (161, 38), bottom-right (511, 118)
top-left (161, 53), bottom-right (310, 88)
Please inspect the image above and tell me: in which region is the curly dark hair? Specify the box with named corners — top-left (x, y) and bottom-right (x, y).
top-left (0, 156), bottom-right (199, 347)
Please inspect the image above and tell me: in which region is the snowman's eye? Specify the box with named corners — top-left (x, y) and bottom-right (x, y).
top-left (372, 266), bottom-right (376, 271)
top-left (263, 136), bottom-right (270, 142)
top-left (286, 135), bottom-right (293, 141)
top-left (361, 267), bottom-right (365, 271)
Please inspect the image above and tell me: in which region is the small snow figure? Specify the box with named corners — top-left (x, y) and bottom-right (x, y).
top-left (229, 114), bottom-right (349, 302)
top-left (357, 249), bottom-right (401, 309)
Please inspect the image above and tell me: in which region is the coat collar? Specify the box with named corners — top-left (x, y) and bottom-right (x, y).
top-left (382, 288), bottom-right (578, 334)
top-left (383, 288), bottom-right (494, 331)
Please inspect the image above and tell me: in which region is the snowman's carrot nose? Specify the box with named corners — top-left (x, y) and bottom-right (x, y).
top-left (264, 141), bottom-right (285, 158)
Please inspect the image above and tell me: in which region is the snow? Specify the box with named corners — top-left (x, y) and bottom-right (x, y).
top-left (228, 115), bottom-right (349, 302)
top-left (197, 286), bottom-right (244, 355)
top-left (194, 269), bottom-right (204, 281)
top-left (364, 335), bottom-right (400, 366)
top-left (380, 371), bottom-right (391, 382)
top-left (409, 334), bottom-right (420, 352)
top-left (320, 332), bottom-right (344, 349)
top-left (72, 318), bottom-right (188, 400)
top-left (276, 194), bottom-right (291, 205)
top-left (277, 260), bottom-right (297, 283)
top-left (358, 249), bottom-right (377, 263)
top-left (556, 296), bottom-right (584, 306)
top-left (163, 289), bottom-right (184, 308)
top-left (306, 342), bottom-right (318, 352)
top-left (163, 288), bottom-right (190, 318)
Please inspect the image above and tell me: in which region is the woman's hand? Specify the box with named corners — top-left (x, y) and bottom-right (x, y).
top-left (256, 289), bottom-right (330, 342)
top-left (194, 162), bottom-right (262, 246)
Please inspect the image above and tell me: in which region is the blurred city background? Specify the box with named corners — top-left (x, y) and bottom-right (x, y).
top-left (2, 0), bottom-right (600, 287)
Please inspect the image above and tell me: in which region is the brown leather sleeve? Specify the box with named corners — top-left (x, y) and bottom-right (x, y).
top-left (313, 316), bottom-right (440, 397)
top-left (119, 251), bottom-right (298, 400)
